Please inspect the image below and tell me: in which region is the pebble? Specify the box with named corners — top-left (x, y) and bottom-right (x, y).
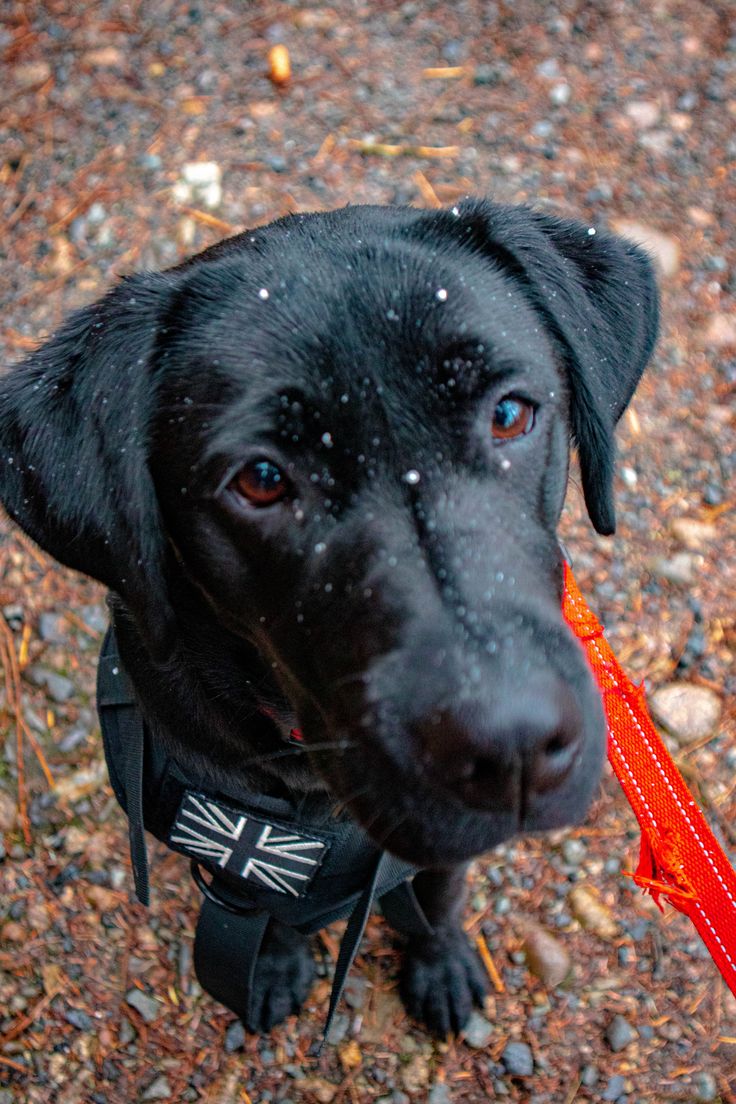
top-left (125, 988), bottom-right (161, 1023)
top-left (428, 1083), bottom-right (452, 1104)
top-left (400, 1055), bottom-right (430, 1094)
top-left (224, 1019), bottom-right (246, 1052)
top-left (39, 611), bottom-right (68, 643)
top-left (610, 219), bottom-right (680, 278)
top-left (58, 724), bottom-right (91, 753)
top-left (561, 838), bottom-right (586, 866)
top-left (602, 1074), bottom-right (626, 1101)
top-left (0, 791), bottom-right (17, 832)
top-left (501, 1041), bottom-right (534, 1076)
top-left (13, 61), bottom-right (52, 87)
top-left (550, 82), bottom-right (571, 105)
top-left (702, 313), bottom-right (736, 348)
top-left (80, 605), bottom-right (108, 634)
top-left (343, 975), bottom-right (368, 1009)
top-left (173, 162), bottom-right (222, 210)
top-left (2, 604), bottom-right (24, 628)
top-left (24, 665), bottom-right (76, 703)
top-left (581, 1064), bottom-right (599, 1087)
top-left (119, 1018), bottom-right (136, 1045)
top-left (294, 1079), bottom-right (337, 1104)
top-left (605, 1014), bottom-right (636, 1052)
top-left (568, 884), bottom-right (619, 939)
top-left (670, 517), bottom-right (718, 550)
top-left (650, 552), bottom-right (697, 585)
top-left (625, 100), bottom-right (660, 128)
top-left (325, 1011), bottom-right (350, 1045)
top-left (473, 64), bottom-right (504, 85)
top-left (64, 1008), bottom-right (93, 1031)
top-left (587, 182), bottom-right (613, 203)
top-left (521, 922), bottom-right (572, 988)
top-left (463, 1011), bottom-right (494, 1048)
top-left (142, 1076), bottom-right (172, 1101)
top-left (692, 1071), bottom-right (718, 1101)
top-left (650, 683), bottom-right (722, 744)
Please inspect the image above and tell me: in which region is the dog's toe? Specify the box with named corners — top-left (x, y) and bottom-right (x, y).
top-left (244, 922), bottom-right (316, 1033)
top-left (400, 928), bottom-right (488, 1037)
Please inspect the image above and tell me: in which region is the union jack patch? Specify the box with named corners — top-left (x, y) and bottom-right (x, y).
top-left (168, 791), bottom-right (328, 898)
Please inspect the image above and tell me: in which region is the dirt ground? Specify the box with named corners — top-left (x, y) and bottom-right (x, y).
top-left (1, 2), bottom-right (735, 1102)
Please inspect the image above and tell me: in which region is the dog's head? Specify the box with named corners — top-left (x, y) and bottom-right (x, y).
top-left (0, 201), bottom-right (658, 866)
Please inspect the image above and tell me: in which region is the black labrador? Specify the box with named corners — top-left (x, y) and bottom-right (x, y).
top-left (0, 199), bottom-right (658, 1036)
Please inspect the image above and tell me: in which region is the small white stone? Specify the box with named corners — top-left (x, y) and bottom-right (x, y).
top-left (182, 161), bottom-right (221, 186)
top-left (436, 288), bottom-right (448, 302)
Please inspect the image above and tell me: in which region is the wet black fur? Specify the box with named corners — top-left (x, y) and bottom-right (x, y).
top-left (0, 199), bottom-right (658, 1035)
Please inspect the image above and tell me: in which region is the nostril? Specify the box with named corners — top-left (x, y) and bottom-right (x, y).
top-left (459, 756), bottom-right (496, 785)
top-left (543, 733), bottom-right (569, 757)
top-left (530, 727), bottom-right (580, 794)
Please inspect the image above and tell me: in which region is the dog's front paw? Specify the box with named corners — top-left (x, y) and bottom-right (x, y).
top-left (245, 922), bottom-right (316, 1033)
top-left (400, 928), bottom-right (488, 1037)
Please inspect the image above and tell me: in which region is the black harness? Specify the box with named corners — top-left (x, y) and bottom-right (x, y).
top-left (96, 625), bottom-right (433, 1041)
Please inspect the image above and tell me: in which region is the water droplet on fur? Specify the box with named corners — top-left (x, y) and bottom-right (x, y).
top-left (403, 469), bottom-right (421, 485)
top-left (258, 287), bottom-right (270, 299)
top-left (436, 288), bottom-right (448, 302)
top-left (500, 458), bottom-right (511, 471)
top-left (321, 432), bottom-right (333, 448)
top-left (314, 542), bottom-right (326, 554)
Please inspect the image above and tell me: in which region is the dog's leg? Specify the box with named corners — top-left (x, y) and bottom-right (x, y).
top-left (400, 864), bottom-right (488, 1036)
top-left (247, 920), bottom-right (316, 1032)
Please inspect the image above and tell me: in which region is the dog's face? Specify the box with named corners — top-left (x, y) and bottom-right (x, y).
top-left (0, 201), bottom-right (658, 867)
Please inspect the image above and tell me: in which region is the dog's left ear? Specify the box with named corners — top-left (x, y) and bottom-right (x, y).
top-left (452, 200), bottom-right (660, 534)
top-left (0, 272), bottom-right (181, 659)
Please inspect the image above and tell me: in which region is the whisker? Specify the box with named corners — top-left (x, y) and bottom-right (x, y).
top-left (237, 736), bottom-right (358, 771)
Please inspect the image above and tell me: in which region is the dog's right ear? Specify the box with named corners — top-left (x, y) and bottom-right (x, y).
top-left (0, 272), bottom-right (180, 659)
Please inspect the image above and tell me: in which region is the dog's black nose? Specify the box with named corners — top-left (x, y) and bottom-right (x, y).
top-left (418, 679), bottom-right (583, 812)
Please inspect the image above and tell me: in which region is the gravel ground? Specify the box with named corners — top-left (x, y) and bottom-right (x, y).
top-left (1, 2), bottom-right (735, 1102)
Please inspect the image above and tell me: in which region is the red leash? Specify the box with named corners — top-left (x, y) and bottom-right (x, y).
top-left (563, 563), bottom-right (736, 998)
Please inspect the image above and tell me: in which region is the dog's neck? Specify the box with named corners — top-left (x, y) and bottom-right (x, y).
top-left (109, 577), bottom-right (328, 801)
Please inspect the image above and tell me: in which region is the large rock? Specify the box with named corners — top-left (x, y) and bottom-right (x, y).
top-left (610, 219), bottom-right (680, 278)
top-left (521, 921), bottom-right (572, 988)
top-left (650, 683), bottom-right (722, 744)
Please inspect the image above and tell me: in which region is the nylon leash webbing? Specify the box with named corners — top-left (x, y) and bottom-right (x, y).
top-left (562, 563), bottom-right (736, 999)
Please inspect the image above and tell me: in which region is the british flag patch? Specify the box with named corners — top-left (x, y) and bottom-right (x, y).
top-left (169, 792), bottom-right (328, 897)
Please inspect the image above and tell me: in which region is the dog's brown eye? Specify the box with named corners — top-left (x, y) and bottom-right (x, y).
top-left (231, 459), bottom-right (288, 506)
top-left (491, 396), bottom-right (536, 441)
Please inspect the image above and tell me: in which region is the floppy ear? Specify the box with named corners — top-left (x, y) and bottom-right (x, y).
top-left (452, 199), bottom-right (660, 534)
top-left (0, 272), bottom-right (180, 658)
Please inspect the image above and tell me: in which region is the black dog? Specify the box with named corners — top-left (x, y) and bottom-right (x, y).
top-left (0, 199), bottom-right (658, 1036)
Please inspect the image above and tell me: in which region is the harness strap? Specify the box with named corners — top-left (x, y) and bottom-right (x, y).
top-left (96, 636), bottom-right (150, 906)
top-left (320, 851), bottom-right (389, 1050)
top-left (193, 896), bottom-right (271, 1026)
